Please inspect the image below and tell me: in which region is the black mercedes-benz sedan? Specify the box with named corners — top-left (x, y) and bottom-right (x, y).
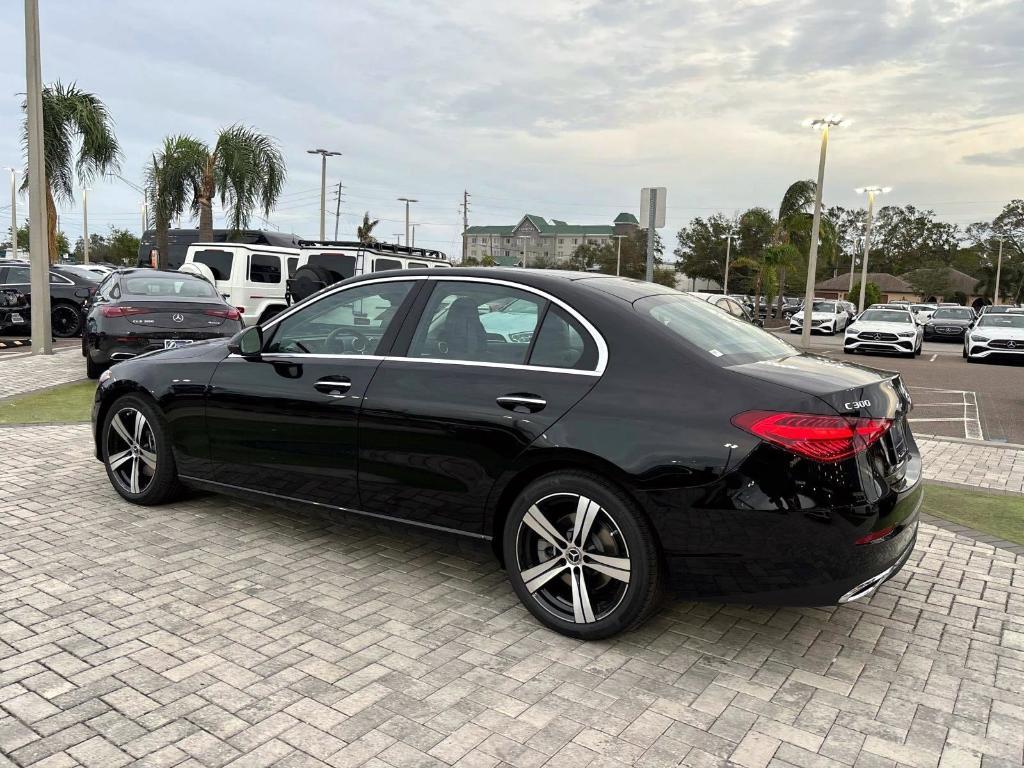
top-left (922, 306), bottom-right (976, 342)
top-left (83, 269), bottom-right (242, 379)
top-left (91, 269), bottom-right (921, 639)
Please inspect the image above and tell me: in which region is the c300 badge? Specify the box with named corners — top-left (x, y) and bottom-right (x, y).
top-left (844, 399), bottom-right (871, 410)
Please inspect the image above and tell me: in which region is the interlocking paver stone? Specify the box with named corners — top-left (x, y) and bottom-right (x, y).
top-left (0, 350), bottom-right (83, 401)
top-left (0, 423), bottom-right (1022, 768)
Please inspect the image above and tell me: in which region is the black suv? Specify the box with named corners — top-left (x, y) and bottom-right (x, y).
top-left (0, 260), bottom-right (99, 337)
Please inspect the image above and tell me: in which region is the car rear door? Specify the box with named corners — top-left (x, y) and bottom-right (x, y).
top-left (356, 277), bottom-right (604, 534)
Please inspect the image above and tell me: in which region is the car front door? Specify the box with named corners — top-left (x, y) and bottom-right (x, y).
top-left (205, 277), bottom-right (421, 508)
top-left (357, 278), bottom-right (604, 534)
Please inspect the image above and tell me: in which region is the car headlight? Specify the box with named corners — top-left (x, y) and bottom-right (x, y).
top-left (508, 331), bottom-right (533, 343)
top-left (971, 335), bottom-right (989, 342)
top-left (897, 331), bottom-right (915, 337)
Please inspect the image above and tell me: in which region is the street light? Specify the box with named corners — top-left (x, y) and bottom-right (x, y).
top-left (854, 185), bottom-right (891, 313)
top-left (392, 233), bottom-right (402, 245)
top-left (993, 237), bottom-right (1006, 306)
top-left (719, 231), bottom-right (736, 294)
top-left (25, 0), bottom-right (52, 354)
top-left (799, 114), bottom-right (844, 348)
top-left (611, 234), bottom-right (627, 276)
top-left (81, 186), bottom-right (92, 263)
top-left (6, 168), bottom-right (20, 259)
top-left (307, 148), bottom-right (341, 240)
top-left (397, 197), bottom-right (418, 249)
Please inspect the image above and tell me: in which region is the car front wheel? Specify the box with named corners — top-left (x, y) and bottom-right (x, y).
top-left (51, 302), bottom-right (83, 337)
top-left (102, 394), bottom-right (182, 505)
top-left (503, 471), bottom-right (663, 640)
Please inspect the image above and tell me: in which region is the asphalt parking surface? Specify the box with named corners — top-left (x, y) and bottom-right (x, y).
top-left (775, 330), bottom-right (1024, 444)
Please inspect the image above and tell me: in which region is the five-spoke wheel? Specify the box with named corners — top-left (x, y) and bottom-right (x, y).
top-left (102, 395), bottom-right (181, 505)
top-left (504, 472), bottom-right (662, 639)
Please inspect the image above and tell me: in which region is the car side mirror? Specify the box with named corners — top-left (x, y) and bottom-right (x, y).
top-left (229, 325), bottom-right (263, 358)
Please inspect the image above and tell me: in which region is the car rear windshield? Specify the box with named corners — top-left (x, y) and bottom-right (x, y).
top-left (859, 310), bottom-right (913, 324)
top-left (636, 293), bottom-right (794, 365)
top-left (123, 275), bottom-right (218, 298)
top-left (979, 314), bottom-right (1024, 329)
top-left (933, 308), bottom-right (974, 320)
top-left (192, 249), bottom-right (233, 280)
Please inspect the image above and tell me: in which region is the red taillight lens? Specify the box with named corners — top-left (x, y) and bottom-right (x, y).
top-left (855, 525), bottom-right (896, 545)
top-left (205, 308), bottom-right (241, 321)
top-left (732, 411), bottom-right (892, 463)
top-left (101, 306), bottom-right (150, 318)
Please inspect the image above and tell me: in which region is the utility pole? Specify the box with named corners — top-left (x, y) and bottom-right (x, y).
top-left (411, 224), bottom-right (416, 248)
top-left (800, 115), bottom-right (843, 348)
top-left (333, 179), bottom-right (343, 240)
top-left (461, 190), bottom-right (470, 261)
top-left (994, 237), bottom-right (1005, 305)
top-left (397, 197), bottom-right (417, 249)
top-left (720, 232), bottom-right (735, 294)
top-left (307, 148), bottom-right (341, 240)
top-left (392, 233), bottom-right (402, 245)
top-left (7, 168), bottom-right (18, 259)
top-left (25, 0), bottom-right (51, 353)
top-left (611, 234), bottom-right (627, 276)
top-left (142, 197), bottom-right (148, 234)
top-left (855, 186), bottom-right (890, 313)
top-left (82, 187), bottom-right (91, 263)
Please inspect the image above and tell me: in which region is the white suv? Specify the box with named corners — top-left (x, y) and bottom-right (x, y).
top-left (180, 240), bottom-right (450, 326)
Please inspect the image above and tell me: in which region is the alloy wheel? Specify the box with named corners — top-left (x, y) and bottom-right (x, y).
top-left (515, 492), bottom-right (631, 624)
top-left (105, 408), bottom-right (158, 495)
top-left (51, 304), bottom-right (82, 337)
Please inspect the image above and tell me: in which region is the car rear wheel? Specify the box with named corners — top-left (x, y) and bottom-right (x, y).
top-left (102, 394), bottom-right (182, 505)
top-left (51, 302), bottom-right (83, 337)
top-left (503, 471), bottom-right (662, 639)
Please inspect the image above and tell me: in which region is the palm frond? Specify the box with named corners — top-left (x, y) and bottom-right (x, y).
top-left (778, 180), bottom-right (816, 221)
top-left (211, 124), bottom-right (287, 233)
top-left (145, 134), bottom-right (208, 225)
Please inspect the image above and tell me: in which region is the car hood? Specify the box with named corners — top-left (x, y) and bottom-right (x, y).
top-left (791, 311), bottom-right (836, 321)
top-left (927, 317), bottom-right (972, 327)
top-left (847, 320), bottom-right (917, 334)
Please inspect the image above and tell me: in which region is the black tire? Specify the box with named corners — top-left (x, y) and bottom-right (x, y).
top-left (962, 346), bottom-right (968, 359)
top-left (86, 354), bottom-right (106, 380)
top-left (51, 302), bottom-right (83, 338)
top-left (289, 265), bottom-right (336, 303)
top-left (843, 348), bottom-right (854, 355)
top-left (915, 343), bottom-right (922, 356)
top-left (101, 394), bottom-right (182, 505)
top-left (502, 471), bottom-right (663, 640)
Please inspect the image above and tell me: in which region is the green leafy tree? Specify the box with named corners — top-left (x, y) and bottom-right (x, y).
top-left (21, 81), bottom-right (122, 263)
top-left (904, 265), bottom-right (952, 300)
top-left (850, 281), bottom-right (881, 309)
top-left (146, 135), bottom-right (208, 268)
top-left (6, 221), bottom-right (69, 256)
top-left (674, 212), bottom-right (741, 287)
top-left (870, 205), bottom-right (960, 274)
top-left (578, 229), bottom-right (665, 280)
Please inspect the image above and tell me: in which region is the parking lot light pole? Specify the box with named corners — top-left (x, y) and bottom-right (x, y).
top-left (799, 115), bottom-right (844, 348)
top-left (307, 149), bottom-right (341, 240)
top-left (7, 168), bottom-right (19, 259)
top-left (611, 234), bottom-right (627, 275)
top-left (81, 187), bottom-right (91, 263)
top-left (25, 0), bottom-right (51, 353)
top-left (720, 232), bottom-right (735, 294)
top-left (854, 186), bottom-right (891, 313)
top-left (993, 237), bottom-right (1005, 305)
top-left (397, 197), bottom-right (418, 249)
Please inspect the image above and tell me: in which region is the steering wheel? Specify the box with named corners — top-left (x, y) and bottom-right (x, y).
top-left (324, 327), bottom-right (369, 354)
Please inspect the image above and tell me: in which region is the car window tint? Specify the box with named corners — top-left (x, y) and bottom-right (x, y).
top-left (637, 293), bottom-right (794, 366)
top-left (266, 281), bottom-right (413, 355)
top-left (286, 257), bottom-right (299, 277)
top-left (979, 314), bottom-right (1024, 328)
top-left (50, 272), bottom-right (74, 284)
top-left (193, 249), bottom-right (233, 280)
top-left (374, 258), bottom-right (403, 272)
top-left (307, 253), bottom-right (356, 280)
top-left (3, 266), bottom-right (30, 283)
top-left (248, 254), bottom-right (282, 283)
top-left (529, 306), bottom-right (596, 370)
top-left (123, 275), bottom-right (218, 298)
top-left (407, 282), bottom-right (543, 364)
top-left (407, 262), bottom-right (429, 269)
top-left (859, 310), bottom-right (913, 324)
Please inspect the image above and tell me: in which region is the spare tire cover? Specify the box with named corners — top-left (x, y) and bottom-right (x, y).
top-left (179, 261), bottom-right (217, 284)
top-left (289, 264), bottom-right (336, 302)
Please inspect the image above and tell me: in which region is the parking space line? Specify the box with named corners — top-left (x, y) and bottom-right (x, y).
top-left (964, 391), bottom-right (983, 440)
top-left (906, 386), bottom-right (983, 440)
top-left (929, 354), bottom-right (937, 361)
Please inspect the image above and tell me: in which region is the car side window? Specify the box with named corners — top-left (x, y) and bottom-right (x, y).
top-left (407, 282), bottom-right (543, 364)
top-left (374, 257), bottom-right (402, 272)
top-left (265, 281), bottom-right (414, 356)
top-left (193, 249), bottom-right (233, 280)
top-left (529, 306), bottom-right (596, 370)
top-left (248, 254), bottom-right (282, 284)
top-left (4, 266), bottom-right (30, 284)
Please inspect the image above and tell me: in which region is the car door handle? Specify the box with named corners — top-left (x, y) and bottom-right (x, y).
top-left (496, 394), bottom-right (546, 413)
top-left (314, 376), bottom-right (352, 396)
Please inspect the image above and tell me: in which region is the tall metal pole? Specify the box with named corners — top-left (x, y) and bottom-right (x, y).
top-left (993, 237), bottom-right (1004, 306)
top-left (801, 126), bottom-right (830, 348)
top-left (318, 154), bottom-right (326, 240)
top-left (645, 187), bottom-right (656, 282)
top-left (142, 197), bottom-right (148, 234)
top-left (611, 234), bottom-right (626, 276)
top-left (25, 0), bottom-right (52, 353)
top-left (333, 179), bottom-right (342, 240)
top-left (397, 198), bottom-right (417, 248)
top-left (8, 169), bottom-right (18, 259)
top-left (857, 192), bottom-right (876, 314)
top-left (82, 188), bottom-right (90, 263)
top-left (848, 241), bottom-right (858, 297)
top-left (723, 234), bottom-right (732, 294)
top-left (411, 224), bottom-right (416, 248)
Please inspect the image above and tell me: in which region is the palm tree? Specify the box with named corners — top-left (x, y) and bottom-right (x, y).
top-left (772, 180), bottom-right (815, 315)
top-left (22, 82), bottom-right (121, 262)
top-left (145, 125), bottom-right (286, 259)
top-left (357, 211), bottom-right (380, 244)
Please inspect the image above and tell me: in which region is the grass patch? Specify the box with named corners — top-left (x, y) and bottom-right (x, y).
top-left (923, 482), bottom-right (1024, 546)
top-left (0, 379), bottom-right (95, 425)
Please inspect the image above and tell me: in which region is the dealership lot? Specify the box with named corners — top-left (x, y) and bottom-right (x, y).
top-left (0, 423), bottom-right (1022, 768)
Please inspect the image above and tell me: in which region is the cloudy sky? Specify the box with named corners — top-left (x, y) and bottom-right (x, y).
top-left (1, 0), bottom-right (1020, 258)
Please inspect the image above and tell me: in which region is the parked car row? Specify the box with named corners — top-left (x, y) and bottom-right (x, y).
top-left (0, 260), bottom-right (99, 337)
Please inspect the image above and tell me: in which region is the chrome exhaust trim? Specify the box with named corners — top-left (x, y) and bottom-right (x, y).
top-left (838, 565), bottom-right (895, 604)
top-left (110, 352), bottom-right (136, 360)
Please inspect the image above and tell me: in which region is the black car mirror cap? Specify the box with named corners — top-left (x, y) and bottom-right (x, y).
top-left (229, 326), bottom-right (263, 358)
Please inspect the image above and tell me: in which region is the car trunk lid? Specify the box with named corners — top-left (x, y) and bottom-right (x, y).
top-left (121, 302), bottom-right (232, 329)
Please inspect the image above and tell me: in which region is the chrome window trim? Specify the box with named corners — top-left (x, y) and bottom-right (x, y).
top-left (259, 274), bottom-right (608, 375)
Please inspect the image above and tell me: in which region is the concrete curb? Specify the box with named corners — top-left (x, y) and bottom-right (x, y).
top-left (916, 432), bottom-right (1024, 451)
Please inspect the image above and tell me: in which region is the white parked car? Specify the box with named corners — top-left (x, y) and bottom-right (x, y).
top-left (789, 300), bottom-right (849, 335)
top-left (179, 240), bottom-right (450, 327)
top-left (843, 308), bottom-right (923, 358)
top-left (964, 312), bottom-right (1024, 362)
top-left (910, 303), bottom-right (937, 321)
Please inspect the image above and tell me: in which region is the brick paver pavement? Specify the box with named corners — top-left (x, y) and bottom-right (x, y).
top-left (917, 437), bottom-right (1024, 496)
top-left (0, 349), bottom-right (84, 400)
top-left (1, 424), bottom-right (1023, 768)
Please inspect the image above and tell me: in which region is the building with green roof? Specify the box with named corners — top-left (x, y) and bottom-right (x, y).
top-left (462, 212), bottom-right (640, 266)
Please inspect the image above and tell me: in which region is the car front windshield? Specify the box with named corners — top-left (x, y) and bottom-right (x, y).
top-left (979, 314), bottom-right (1024, 329)
top-left (932, 308), bottom-right (974, 320)
top-left (57, 266), bottom-right (101, 282)
top-left (637, 293), bottom-right (794, 366)
top-left (810, 301), bottom-right (835, 312)
top-left (858, 310), bottom-right (912, 324)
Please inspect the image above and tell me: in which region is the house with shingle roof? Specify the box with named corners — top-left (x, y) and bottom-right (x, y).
top-left (816, 266), bottom-right (983, 304)
top-left (462, 212), bottom-right (640, 266)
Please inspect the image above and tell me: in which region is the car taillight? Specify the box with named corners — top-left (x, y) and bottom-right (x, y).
top-left (731, 411), bottom-right (892, 463)
top-left (101, 306), bottom-right (150, 318)
top-left (205, 308), bottom-right (241, 321)
top-left (855, 525), bottom-right (896, 545)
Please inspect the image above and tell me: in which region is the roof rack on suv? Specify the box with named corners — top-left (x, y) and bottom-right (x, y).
top-left (297, 240), bottom-right (448, 261)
